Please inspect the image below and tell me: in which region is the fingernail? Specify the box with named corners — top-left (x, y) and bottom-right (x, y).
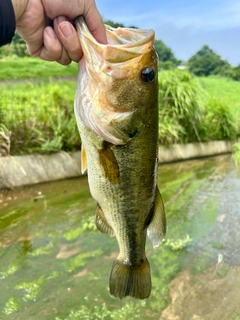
top-left (59, 23), bottom-right (74, 38)
top-left (46, 27), bottom-right (56, 39)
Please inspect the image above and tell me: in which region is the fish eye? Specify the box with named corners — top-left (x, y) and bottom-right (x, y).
top-left (141, 67), bottom-right (155, 83)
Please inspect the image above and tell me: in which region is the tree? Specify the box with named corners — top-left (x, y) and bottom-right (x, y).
top-left (231, 65), bottom-right (240, 81)
top-left (104, 20), bottom-right (137, 29)
top-left (188, 45), bottom-right (229, 76)
top-left (104, 20), bottom-right (125, 28)
top-left (154, 39), bottom-right (178, 69)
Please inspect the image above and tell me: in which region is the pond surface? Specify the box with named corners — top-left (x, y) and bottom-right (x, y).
top-left (0, 155), bottom-right (240, 320)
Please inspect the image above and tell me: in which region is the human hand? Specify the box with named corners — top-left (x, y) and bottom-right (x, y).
top-left (12, 0), bottom-right (107, 65)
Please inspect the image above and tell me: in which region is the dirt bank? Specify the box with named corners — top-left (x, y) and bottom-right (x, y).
top-left (161, 266), bottom-right (240, 320)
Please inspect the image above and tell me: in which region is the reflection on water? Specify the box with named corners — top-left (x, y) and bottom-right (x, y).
top-left (0, 155), bottom-right (240, 319)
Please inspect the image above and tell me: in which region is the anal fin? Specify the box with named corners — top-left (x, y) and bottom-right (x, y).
top-left (147, 187), bottom-right (166, 248)
top-left (95, 204), bottom-right (115, 238)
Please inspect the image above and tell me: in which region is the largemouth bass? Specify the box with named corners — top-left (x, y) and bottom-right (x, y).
top-left (74, 17), bottom-right (166, 300)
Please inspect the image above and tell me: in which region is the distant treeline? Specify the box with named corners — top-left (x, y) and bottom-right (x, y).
top-left (0, 20), bottom-right (240, 81)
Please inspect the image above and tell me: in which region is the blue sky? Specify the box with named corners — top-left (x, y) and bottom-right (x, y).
top-left (97, 0), bottom-right (240, 65)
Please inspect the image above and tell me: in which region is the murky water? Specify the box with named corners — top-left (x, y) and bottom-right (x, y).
top-left (0, 155), bottom-right (239, 319)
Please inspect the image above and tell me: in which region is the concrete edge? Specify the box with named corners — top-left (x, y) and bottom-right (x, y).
top-left (158, 140), bottom-right (234, 163)
top-left (0, 141), bottom-right (234, 189)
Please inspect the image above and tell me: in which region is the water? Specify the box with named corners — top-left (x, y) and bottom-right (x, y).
top-left (0, 155), bottom-right (239, 319)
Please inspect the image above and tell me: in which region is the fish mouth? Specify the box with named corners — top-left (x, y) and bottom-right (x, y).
top-left (75, 16), bottom-right (155, 63)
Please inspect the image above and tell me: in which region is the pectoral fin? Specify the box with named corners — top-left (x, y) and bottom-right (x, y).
top-left (95, 204), bottom-right (115, 238)
top-left (81, 143), bottom-right (87, 174)
top-left (98, 143), bottom-right (119, 184)
top-left (147, 187), bottom-right (166, 248)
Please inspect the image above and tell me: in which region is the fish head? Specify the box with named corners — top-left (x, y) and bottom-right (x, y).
top-left (75, 17), bottom-right (159, 144)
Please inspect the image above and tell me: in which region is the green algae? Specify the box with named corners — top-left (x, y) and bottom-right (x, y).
top-left (15, 276), bottom-right (45, 302)
top-left (29, 241), bottom-right (54, 257)
top-left (0, 155), bottom-right (239, 319)
top-left (65, 249), bottom-right (102, 273)
top-left (3, 297), bottom-right (19, 315)
top-left (0, 263), bottom-right (18, 279)
top-left (63, 216), bottom-right (97, 241)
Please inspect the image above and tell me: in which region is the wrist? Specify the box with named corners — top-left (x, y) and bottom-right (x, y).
top-left (11, 0), bottom-right (29, 20)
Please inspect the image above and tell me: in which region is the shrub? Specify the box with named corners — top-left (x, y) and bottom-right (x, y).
top-left (201, 97), bottom-right (238, 141)
top-left (0, 82), bottom-right (80, 155)
top-left (233, 142), bottom-right (240, 168)
top-left (158, 69), bottom-right (205, 144)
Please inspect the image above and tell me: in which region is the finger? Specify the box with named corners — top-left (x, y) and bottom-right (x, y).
top-left (54, 16), bottom-right (82, 63)
top-left (37, 26), bottom-right (62, 60)
top-left (84, 2), bottom-right (107, 44)
top-left (42, 0), bottom-right (107, 45)
top-left (38, 26), bottom-right (71, 65)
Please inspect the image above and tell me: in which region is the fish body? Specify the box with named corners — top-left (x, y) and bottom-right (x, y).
top-left (74, 17), bottom-right (166, 300)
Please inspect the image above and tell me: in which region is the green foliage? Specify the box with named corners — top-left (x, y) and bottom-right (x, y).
top-left (104, 19), bottom-right (138, 29)
top-left (0, 81), bottom-right (80, 155)
top-left (201, 97), bottom-right (238, 141)
top-left (200, 76), bottom-right (240, 110)
top-left (158, 70), bottom-right (240, 144)
top-left (233, 142), bottom-right (240, 167)
top-left (0, 56), bottom-right (78, 80)
top-left (104, 20), bottom-right (125, 28)
top-left (200, 76), bottom-right (240, 136)
top-left (231, 65), bottom-right (240, 81)
top-left (158, 69), bottom-right (205, 144)
top-left (1, 51), bottom-right (239, 157)
top-left (187, 45), bottom-right (240, 81)
top-left (0, 33), bottom-right (30, 58)
top-left (0, 124), bottom-right (11, 156)
top-left (155, 40), bottom-right (178, 70)
top-left (188, 45), bottom-right (230, 77)
top-left (1, 71), bottom-right (239, 156)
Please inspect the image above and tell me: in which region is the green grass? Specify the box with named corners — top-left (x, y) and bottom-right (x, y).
top-left (200, 76), bottom-right (240, 117)
top-left (0, 81), bottom-right (80, 155)
top-left (158, 71), bottom-right (239, 144)
top-left (1, 68), bottom-right (240, 156)
top-left (0, 56), bottom-right (78, 80)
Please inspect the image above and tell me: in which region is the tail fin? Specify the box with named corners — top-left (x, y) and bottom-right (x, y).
top-left (109, 258), bottom-right (151, 300)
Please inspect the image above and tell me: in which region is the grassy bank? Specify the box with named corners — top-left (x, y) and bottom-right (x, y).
top-left (158, 71), bottom-right (239, 144)
top-left (0, 70), bottom-right (240, 156)
top-left (0, 57), bottom-right (78, 80)
top-left (0, 81), bottom-right (80, 155)
top-left (200, 76), bottom-right (240, 120)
